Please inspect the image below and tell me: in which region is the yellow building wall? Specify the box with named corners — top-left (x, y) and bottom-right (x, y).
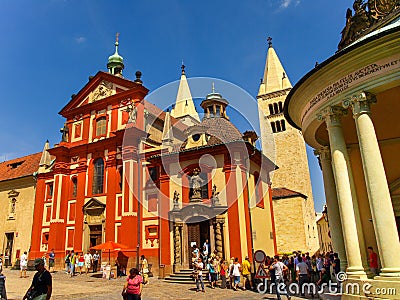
top-left (273, 196), bottom-right (307, 253)
top-left (0, 176), bottom-right (36, 266)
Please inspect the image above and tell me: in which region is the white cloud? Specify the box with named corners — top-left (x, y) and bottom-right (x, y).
top-left (75, 36), bottom-right (87, 44)
top-left (280, 0), bottom-right (291, 8)
top-left (279, 0), bottom-right (300, 9)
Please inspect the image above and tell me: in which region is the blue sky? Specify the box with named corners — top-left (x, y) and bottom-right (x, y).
top-left (0, 0), bottom-right (353, 212)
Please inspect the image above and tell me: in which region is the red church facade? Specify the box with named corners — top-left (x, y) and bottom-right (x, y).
top-left (30, 43), bottom-right (277, 276)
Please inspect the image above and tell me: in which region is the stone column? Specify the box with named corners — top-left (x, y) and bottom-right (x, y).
top-left (317, 106), bottom-right (366, 278)
top-left (173, 223), bottom-right (183, 266)
top-left (315, 147), bottom-right (347, 270)
top-left (344, 92), bottom-right (400, 277)
top-left (214, 216), bottom-right (225, 258)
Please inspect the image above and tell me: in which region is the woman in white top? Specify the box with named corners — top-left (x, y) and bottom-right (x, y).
top-left (231, 258), bottom-right (241, 291)
top-left (20, 251), bottom-right (28, 278)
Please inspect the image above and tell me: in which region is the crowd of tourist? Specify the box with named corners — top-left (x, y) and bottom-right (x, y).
top-left (190, 243), bottom-right (346, 298)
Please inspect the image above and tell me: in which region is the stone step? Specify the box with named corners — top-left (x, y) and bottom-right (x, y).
top-left (164, 279), bottom-right (195, 284)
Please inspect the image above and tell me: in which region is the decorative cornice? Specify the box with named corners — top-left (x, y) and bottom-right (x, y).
top-left (257, 88), bottom-right (291, 101)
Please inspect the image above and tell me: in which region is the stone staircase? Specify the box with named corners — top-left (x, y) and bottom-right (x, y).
top-left (164, 269), bottom-right (209, 284)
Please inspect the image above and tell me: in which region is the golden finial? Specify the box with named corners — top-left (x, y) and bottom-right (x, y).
top-left (116, 32), bottom-right (120, 43)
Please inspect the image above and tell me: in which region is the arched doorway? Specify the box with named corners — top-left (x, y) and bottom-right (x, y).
top-left (186, 216), bottom-right (210, 268)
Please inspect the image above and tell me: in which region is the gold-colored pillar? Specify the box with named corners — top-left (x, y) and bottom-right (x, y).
top-left (315, 147), bottom-right (347, 270)
top-left (317, 106), bottom-right (366, 279)
top-left (344, 92), bottom-right (400, 278)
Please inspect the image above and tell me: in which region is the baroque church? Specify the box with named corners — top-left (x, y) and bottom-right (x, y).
top-left (0, 36), bottom-right (318, 275)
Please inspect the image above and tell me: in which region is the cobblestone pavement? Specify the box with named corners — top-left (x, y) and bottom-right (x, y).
top-left (2, 269), bottom-right (321, 299)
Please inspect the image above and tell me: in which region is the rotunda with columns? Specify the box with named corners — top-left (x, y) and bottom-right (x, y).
top-left (284, 2), bottom-right (400, 298)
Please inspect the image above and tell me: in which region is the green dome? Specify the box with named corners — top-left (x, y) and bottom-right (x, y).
top-left (107, 41), bottom-right (124, 75)
top-left (108, 42), bottom-right (124, 64)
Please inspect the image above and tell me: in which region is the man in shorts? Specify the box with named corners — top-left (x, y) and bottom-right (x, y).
top-left (241, 256), bottom-right (253, 290)
top-left (20, 251), bottom-right (28, 278)
top-left (84, 251), bottom-right (92, 274)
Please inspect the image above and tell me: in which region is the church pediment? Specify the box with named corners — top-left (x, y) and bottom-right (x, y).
top-left (169, 203), bottom-right (227, 223)
top-left (83, 198), bottom-right (106, 216)
top-left (59, 71), bottom-right (142, 117)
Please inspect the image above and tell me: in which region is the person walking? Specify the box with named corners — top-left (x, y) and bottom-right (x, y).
top-left (23, 258), bottom-right (52, 300)
top-left (241, 256), bottom-right (253, 290)
top-left (48, 249), bottom-right (55, 273)
top-left (368, 246), bottom-right (379, 275)
top-left (84, 251), bottom-right (92, 274)
top-left (77, 252), bottom-right (84, 274)
top-left (64, 251), bottom-right (70, 274)
top-left (296, 256), bottom-right (309, 297)
top-left (194, 257), bottom-right (205, 293)
top-left (70, 250), bottom-right (76, 277)
top-left (270, 255), bottom-right (291, 300)
top-left (208, 257), bottom-right (217, 289)
top-left (332, 253), bottom-right (341, 279)
top-left (219, 259), bottom-right (228, 289)
top-left (20, 251), bottom-right (28, 278)
top-left (140, 255), bottom-right (149, 285)
top-left (122, 268), bottom-right (143, 300)
top-left (92, 251), bottom-right (100, 273)
top-left (0, 254), bottom-right (3, 274)
top-left (231, 258), bottom-right (241, 291)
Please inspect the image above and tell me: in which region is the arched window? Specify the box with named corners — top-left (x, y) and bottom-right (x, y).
top-left (71, 177), bottom-right (78, 198)
top-left (268, 104), bottom-right (274, 115)
top-left (278, 102), bottom-right (283, 113)
top-left (281, 119), bottom-right (286, 131)
top-left (270, 122), bottom-right (276, 133)
top-left (92, 158), bottom-right (104, 194)
top-left (273, 103), bottom-right (279, 115)
top-left (96, 117), bottom-right (107, 136)
top-left (276, 120), bottom-right (282, 132)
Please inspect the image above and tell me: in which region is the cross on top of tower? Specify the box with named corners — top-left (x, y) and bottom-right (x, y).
top-left (267, 36), bottom-right (272, 48)
top-left (212, 82), bottom-right (215, 93)
top-left (116, 32), bottom-right (120, 43)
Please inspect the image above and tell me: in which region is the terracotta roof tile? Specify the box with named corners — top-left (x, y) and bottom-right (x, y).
top-left (0, 152), bottom-right (41, 182)
top-left (143, 100), bottom-right (188, 132)
top-left (272, 187), bottom-right (307, 199)
top-left (202, 117), bottom-right (243, 144)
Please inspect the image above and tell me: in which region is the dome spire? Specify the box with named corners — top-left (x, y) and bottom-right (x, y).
top-left (107, 33), bottom-right (124, 76)
top-left (170, 64), bottom-right (200, 124)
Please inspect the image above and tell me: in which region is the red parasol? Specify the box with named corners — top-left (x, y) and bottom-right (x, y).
top-left (90, 241), bottom-right (128, 262)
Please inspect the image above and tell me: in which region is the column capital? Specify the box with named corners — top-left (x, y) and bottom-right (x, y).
top-left (317, 106), bottom-right (347, 128)
top-left (314, 146), bottom-right (331, 161)
top-left (343, 91), bottom-right (377, 117)
top-left (174, 222), bottom-right (184, 228)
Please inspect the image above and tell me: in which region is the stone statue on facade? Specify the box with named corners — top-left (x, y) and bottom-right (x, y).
top-left (60, 123), bottom-right (69, 143)
top-left (173, 190), bottom-right (180, 210)
top-left (211, 184), bottom-right (220, 206)
top-left (129, 106), bottom-right (137, 123)
top-left (189, 168), bottom-right (203, 202)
